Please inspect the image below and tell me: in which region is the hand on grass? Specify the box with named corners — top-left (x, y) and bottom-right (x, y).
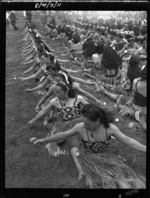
top-left (96, 99), bottom-right (103, 106)
top-left (19, 77), bottom-right (25, 81)
top-left (28, 120), bottom-right (34, 126)
top-left (33, 139), bottom-right (44, 145)
top-left (35, 105), bottom-right (41, 112)
top-left (25, 89), bottom-right (32, 92)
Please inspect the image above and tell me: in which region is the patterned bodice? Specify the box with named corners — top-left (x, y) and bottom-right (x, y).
top-left (120, 68), bottom-right (131, 91)
top-left (82, 128), bottom-right (111, 153)
top-left (57, 95), bottom-right (81, 121)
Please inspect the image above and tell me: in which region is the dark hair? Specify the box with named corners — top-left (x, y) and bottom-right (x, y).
top-left (101, 46), bottom-right (122, 70)
top-left (82, 104), bottom-right (114, 128)
top-left (46, 59), bottom-right (61, 73)
top-left (42, 52), bottom-right (49, 58)
top-left (48, 59), bottom-right (61, 73)
top-left (56, 82), bottom-right (76, 98)
top-left (83, 39), bottom-right (96, 58)
top-left (37, 45), bottom-right (44, 53)
top-left (72, 32), bottom-right (80, 44)
top-left (49, 53), bottom-right (55, 62)
top-left (140, 25), bottom-right (147, 36)
top-left (96, 42), bottom-right (104, 54)
top-left (127, 55), bottom-right (141, 88)
top-left (56, 71), bottom-right (76, 98)
top-left (133, 25), bottom-right (140, 37)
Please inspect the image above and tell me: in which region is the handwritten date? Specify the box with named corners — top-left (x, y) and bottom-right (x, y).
top-left (35, 2), bottom-right (61, 9)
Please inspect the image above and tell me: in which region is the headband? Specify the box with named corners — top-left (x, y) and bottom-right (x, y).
top-left (58, 81), bottom-right (66, 86)
top-left (58, 71), bottom-right (69, 85)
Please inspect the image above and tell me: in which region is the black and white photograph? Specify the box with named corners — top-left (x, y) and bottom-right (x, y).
top-left (3, 1), bottom-right (148, 194)
top-left (1, 0), bottom-right (149, 2)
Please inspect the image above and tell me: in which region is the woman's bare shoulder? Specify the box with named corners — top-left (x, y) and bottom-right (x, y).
top-left (74, 122), bottom-right (85, 131)
top-left (107, 123), bottom-right (120, 136)
top-left (50, 97), bottom-right (59, 105)
top-left (72, 81), bottom-right (80, 88)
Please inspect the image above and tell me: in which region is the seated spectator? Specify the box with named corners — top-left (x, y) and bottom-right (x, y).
top-left (92, 41), bottom-right (104, 69)
top-left (96, 64), bottom-right (147, 132)
top-left (100, 46), bottom-right (122, 85)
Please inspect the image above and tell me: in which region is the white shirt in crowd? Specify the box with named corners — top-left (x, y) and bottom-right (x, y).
top-left (23, 11), bottom-right (26, 17)
top-left (6, 12), bottom-right (10, 21)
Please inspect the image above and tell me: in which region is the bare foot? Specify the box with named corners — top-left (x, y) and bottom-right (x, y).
top-left (117, 154), bottom-right (127, 162)
top-left (78, 171), bottom-right (86, 180)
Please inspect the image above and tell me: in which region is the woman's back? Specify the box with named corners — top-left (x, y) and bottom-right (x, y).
top-left (132, 78), bottom-right (146, 104)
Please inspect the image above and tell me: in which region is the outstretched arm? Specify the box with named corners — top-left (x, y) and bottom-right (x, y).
top-left (71, 75), bottom-right (95, 85)
top-left (134, 47), bottom-right (143, 56)
top-left (35, 85), bottom-right (55, 111)
top-left (25, 77), bottom-right (50, 92)
top-left (117, 43), bottom-right (128, 55)
top-left (29, 100), bottom-right (53, 124)
top-left (33, 123), bottom-right (81, 144)
top-left (112, 124), bottom-right (146, 152)
top-left (20, 68), bottom-right (43, 81)
top-left (23, 62), bottom-right (40, 74)
top-left (61, 66), bottom-right (81, 73)
top-left (75, 85), bottom-right (100, 104)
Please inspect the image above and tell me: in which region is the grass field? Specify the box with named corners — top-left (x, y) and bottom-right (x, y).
top-left (5, 11), bottom-right (146, 188)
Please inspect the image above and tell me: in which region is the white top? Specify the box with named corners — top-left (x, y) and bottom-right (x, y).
top-left (23, 11), bottom-right (26, 17)
top-left (6, 12), bottom-right (10, 20)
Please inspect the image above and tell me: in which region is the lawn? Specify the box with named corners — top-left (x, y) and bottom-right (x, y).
top-left (5, 11), bottom-right (146, 188)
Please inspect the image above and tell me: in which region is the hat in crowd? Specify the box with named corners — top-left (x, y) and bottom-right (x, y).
top-left (110, 29), bottom-right (116, 36)
top-left (100, 26), bottom-right (105, 30)
top-left (129, 38), bottom-right (135, 42)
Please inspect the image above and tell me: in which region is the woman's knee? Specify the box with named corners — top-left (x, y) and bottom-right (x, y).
top-left (117, 181), bottom-right (130, 189)
top-left (70, 147), bottom-right (79, 155)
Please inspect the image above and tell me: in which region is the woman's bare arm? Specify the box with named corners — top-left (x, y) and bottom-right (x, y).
top-left (36, 84), bottom-right (56, 108)
top-left (25, 77), bottom-right (50, 92)
top-left (61, 66), bottom-right (81, 73)
top-left (23, 62), bottom-right (39, 74)
top-left (71, 75), bottom-right (95, 85)
top-left (111, 124), bottom-right (146, 152)
top-left (20, 68), bottom-right (43, 81)
top-left (29, 99), bottom-right (54, 124)
top-left (33, 123), bottom-right (82, 144)
top-left (75, 85), bottom-right (100, 104)
top-left (117, 43), bottom-right (128, 55)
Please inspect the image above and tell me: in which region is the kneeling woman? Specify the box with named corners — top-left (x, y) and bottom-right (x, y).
top-left (29, 82), bottom-right (88, 179)
top-left (96, 64), bottom-right (147, 132)
top-left (32, 103), bottom-right (146, 189)
top-left (99, 45), bottom-right (122, 85)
